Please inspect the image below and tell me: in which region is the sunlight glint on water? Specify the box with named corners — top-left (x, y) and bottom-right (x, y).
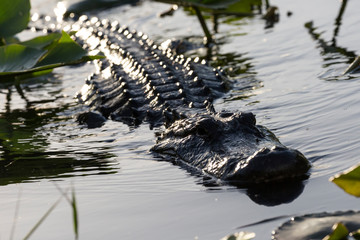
top-left (1, 0), bottom-right (360, 239)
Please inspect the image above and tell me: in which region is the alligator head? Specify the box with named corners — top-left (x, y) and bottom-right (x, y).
top-left (151, 111), bottom-right (311, 186)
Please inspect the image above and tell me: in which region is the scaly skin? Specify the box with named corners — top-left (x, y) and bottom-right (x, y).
top-left (34, 14), bottom-right (311, 185)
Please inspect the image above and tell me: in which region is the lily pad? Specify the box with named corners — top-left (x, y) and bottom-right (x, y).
top-left (21, 32), bottom-right (62, 49)
top-left (272, 211), bottom-right (360, 240)
top-left (35, 31), bottom-right (90, 67)
top-left (0, 0), bottom-right (30, 38)
top-left (0, 31), bottom-right (103, 80)
top-left (323, 222), bottom-right (349, 240)
top-left (330, 164), bottom-right (360, 197)
top-left (0, 44), bottom-right (45, 72)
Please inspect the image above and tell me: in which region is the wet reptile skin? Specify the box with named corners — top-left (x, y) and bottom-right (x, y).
top-left (35, 15), bottom-right (311, 185)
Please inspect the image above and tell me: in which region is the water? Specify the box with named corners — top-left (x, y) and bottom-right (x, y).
top-left (1, 0), bottom-right (360, 239)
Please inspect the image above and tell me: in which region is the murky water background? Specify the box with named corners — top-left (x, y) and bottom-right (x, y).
top-left (1, 0), bottom-right (360, 239)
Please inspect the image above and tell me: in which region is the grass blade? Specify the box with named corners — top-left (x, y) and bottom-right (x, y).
top-left (71, 185), bottom-right (79, 240)
top-left (23, 188), bottom-right (69, 240)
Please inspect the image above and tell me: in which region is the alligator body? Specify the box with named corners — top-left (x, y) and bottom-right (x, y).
top-left (57, 15), bottom-right (310, 185)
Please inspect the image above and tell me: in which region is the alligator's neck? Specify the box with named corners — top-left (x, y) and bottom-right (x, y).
top-left (64, 16), bottom-right (226, 127)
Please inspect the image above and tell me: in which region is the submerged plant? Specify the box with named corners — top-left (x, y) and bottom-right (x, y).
top-left (21, 184), bottom-right (79, 240)
top-left (155, 0), bottom-right (263, 43)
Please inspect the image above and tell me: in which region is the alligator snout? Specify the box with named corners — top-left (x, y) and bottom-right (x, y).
top-left (226, 146), bottom-right (311, 184)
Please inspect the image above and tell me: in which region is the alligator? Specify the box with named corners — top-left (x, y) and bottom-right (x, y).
top-left (35, 14), bottom-right (311, 186)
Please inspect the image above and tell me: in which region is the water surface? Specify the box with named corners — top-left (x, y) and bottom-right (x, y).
top-left (1, 0), bottom-right (360, 239)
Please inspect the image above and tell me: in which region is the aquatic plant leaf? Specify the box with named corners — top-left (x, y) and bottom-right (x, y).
top-left (21, 32), bottom-right (62, 49)
top-left (330, 164), bottom-right (360, 197)
top-left (220, 231), bottom-right (255, 240)
top-left (343, 56), bottom-right (360, 75)
top-left (322, 222), bottom-right (349, 240)
top-left (71, 186), bottom-right (79, 240)
top-left (351, 229), bottom-right (360, 239)
top-left (35, 31), bottom-right (88, 67)
top-left (0, 44), bottom-right (46, 72)
top-left (23, 188), bottom-right (69, 240)
top-left (0, 31), bottom-right (103, 80)
top-left (0, 0), bottom-right (30, 38)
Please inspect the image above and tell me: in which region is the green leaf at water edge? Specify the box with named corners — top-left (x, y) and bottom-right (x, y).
top-left (21, 32), bottom-right (63, 50)
top-left (351, 229), bottom-right (360, 240)
top-left (35, 31), bottom-right (89, 67)
top-left (330, 164), bottom-right (360, 197)
top-left (0, 44), bottom-right (46, 72)
top-left (322, 222), bottom-right (349, 240)
top-left (0, 31), bottom-right (103, 80)
top-left (0, 0), bottom-right (31, 38)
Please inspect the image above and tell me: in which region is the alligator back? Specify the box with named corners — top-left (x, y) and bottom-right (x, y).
top-left (71, 16), bottom-right (227, 127)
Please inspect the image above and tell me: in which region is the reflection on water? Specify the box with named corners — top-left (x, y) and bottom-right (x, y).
top-left (305, 0), bottom-right (359, 80)
top-left (64, 0), bottom-right (141, 17)
top-left (200, 176), bottom-right (306, 206)
top-left (1, 0), bottom-right (360, 239)
top-left (0, 74), bottom-right (118, 186)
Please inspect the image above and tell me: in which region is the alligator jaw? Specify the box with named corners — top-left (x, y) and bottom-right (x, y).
top-left (152, 112), bottom-right (311, 186)
top-left (225, 146), bottom-right (311, 185)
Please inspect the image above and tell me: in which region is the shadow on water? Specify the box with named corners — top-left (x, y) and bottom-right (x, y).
top-left (200, 175), bottom-right (306, 206)
top-left (0, 76), bottom-right (118, 186)
top-left (305, 0), bottom-right (359, 80)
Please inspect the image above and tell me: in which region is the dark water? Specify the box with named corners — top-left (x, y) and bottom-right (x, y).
top-left (1, 0), bottom-right (360, 239)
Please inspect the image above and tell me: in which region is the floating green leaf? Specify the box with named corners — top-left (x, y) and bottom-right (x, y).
top-left (0, 31), bottom-right (103, 80)
top-left (322, 222), bottom-right (349, 240)
top-left (0, 44), bottom-right (46, 72)
top-left (21, 32), bottom-right (62, 49)
top-left (330, 164), bottom-right (360, 197)
top-left (0, 0), bottom-right (30, 38)
top-left (35, 31), bottom-right (89, 67)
